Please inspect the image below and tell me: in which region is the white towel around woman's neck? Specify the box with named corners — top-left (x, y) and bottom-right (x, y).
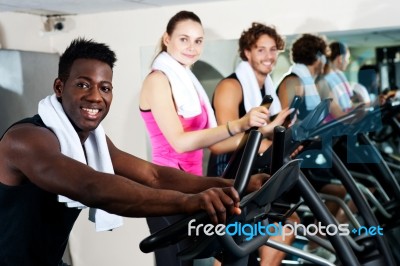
top-left (152, 51), bottom-right (217, 128)
top-left (290, 63), bottom-right (321, 111)
top-left (324, 70), bottom-right (352, 111)
top-left (235, 61), bottom-right (282, 116)
top-left (38, 94), bottom-right (123, 232)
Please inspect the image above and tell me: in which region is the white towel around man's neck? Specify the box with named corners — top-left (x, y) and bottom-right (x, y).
top-left (235, 61), bottom-right (282, 116)
top-left (152, 51), bottom-right (217, 128)
top-left (38, 94), bottom-right (123, 232)
top-left (290, 63), bottom-right (321, 111)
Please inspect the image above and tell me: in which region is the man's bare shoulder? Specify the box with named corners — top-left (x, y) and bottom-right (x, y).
top-left (2, 122), bottom-right (57, 144)
top-left (0, 123), bottom-right (59, 185)
top-left (282, 75), bottom-right (302, 86)
top-left (215, 77), bottom-right (242, 95)
top-left (217, 77), bottom-right (241, 88)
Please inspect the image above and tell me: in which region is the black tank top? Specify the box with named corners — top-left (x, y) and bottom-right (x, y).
top-left (207, 73), bottom-right (266, 176)
top-left (0, 115), bottom-right (81, 266)
top-left (211, 73), bottom-right (266, 118)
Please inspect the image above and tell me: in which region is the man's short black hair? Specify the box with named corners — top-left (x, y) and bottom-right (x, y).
top-left (58, 38), bottom-right (117, 82)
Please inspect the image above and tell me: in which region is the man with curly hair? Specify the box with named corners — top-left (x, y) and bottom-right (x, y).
top-left (208, 22), bottom-right (291, 177)
top-left (207, 22), bottom-right (297, 266)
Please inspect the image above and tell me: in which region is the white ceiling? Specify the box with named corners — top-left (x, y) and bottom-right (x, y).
top-left (1, 0), bottom-right (399, 48)
top-left (0, 0), bottom-right (232, 16)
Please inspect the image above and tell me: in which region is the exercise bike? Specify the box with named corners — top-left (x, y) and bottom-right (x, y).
top-left (139, 100), bottom-right (361, 265)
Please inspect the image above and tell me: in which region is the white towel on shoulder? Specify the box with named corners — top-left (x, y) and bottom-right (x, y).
top-left (38, 94), bottom-right (123, 232)
top-left (290, 63), bottom-right (321, 111)
top-left (235, 61), bottom-right (282, 116)
top-left (152, 52), bottom-right (217, 128)
top-left (324, 70), bottom-right (352, 111)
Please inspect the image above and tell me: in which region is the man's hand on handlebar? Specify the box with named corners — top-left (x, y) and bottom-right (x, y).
top-left (182, 187), bottom-right (241, 224)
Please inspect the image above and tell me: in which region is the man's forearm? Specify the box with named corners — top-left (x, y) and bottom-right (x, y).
top-left (153, 164), bottom-right (233, 193)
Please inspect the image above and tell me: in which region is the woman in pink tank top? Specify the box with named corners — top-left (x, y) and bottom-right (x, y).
top-left (139, 12), bottom-right (270, 177)
top-left (138, 11), bottom-right (272, 266)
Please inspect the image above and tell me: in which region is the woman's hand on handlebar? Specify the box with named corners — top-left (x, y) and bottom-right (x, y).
top-left (183, 187), bottom-right (241, 224)
top-left (237, 106), bottom-right (270, 132)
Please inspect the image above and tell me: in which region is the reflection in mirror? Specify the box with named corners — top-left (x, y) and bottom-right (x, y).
top-left (284, 27), bottom-right (400, 93)
top-left (139, 28), bottom-right (400, 95)
top-left (192, 60), bottom-right (223, 101)
top-left (193, 27), bottom-right (400, 105)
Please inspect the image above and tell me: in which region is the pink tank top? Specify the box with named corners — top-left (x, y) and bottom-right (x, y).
top-left (140, 102), bottom-right (209, 175)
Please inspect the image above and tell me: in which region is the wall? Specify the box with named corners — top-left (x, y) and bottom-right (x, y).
top-left (0, 49), bottom-right (58, 135)
top-left (1, 0), bottom-right (400, 265)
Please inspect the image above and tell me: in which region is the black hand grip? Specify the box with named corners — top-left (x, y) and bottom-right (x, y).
top-left (283, 95), bottom-right (302, 128)
top-left (290, 98), bottom-right (331, 141)
top-left (232, 130), bottom-right (263, 197)
top-left (260, 94), bottom-right (273, 109)
top-left (247, 95), bottom-right (273, 132)
top-left (270, 126), bottom-right (286, 175)
top-left (222, 95), bottom-right (272, 179)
